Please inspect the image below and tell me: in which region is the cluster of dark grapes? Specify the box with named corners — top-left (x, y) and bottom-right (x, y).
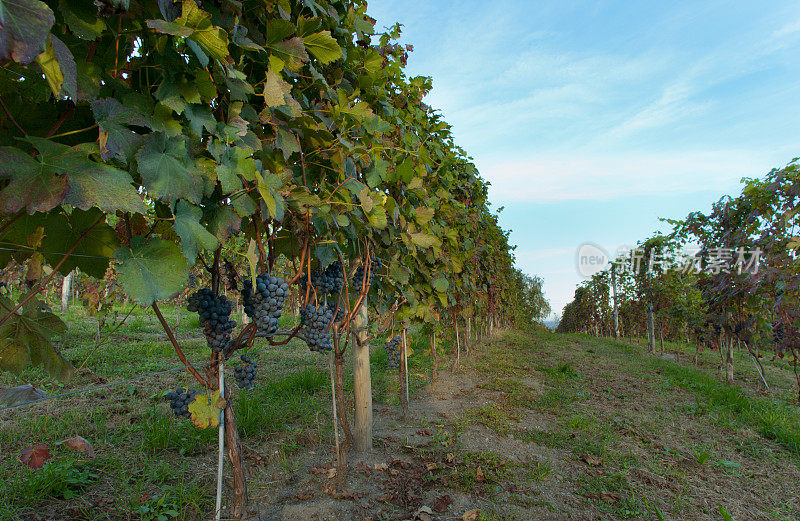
top-left (303, 261), bottom-right (344, 295)
top-left (384, 335), bottom-right (401, 370)
top-left (352, 257), bottom-right (383, 288)
top-left (187, 289), bottom-right (236, 355)
top-left (234, 354), bottom-right (257, 389)
top-left (241, 273), bottom-right (288, 335)
top-left (165, 388), bottom-right (198, 418)
top-left (299, 303), bottom-right (333, 352)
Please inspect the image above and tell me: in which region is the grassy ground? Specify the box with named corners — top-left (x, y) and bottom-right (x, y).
top-left (2, 306), bottom-right (799, 520)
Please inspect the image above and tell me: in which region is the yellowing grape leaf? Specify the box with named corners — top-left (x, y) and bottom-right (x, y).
top-left (188, 391), bottom-right (226, 429)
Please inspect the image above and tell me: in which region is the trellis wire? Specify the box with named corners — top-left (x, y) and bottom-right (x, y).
top-left (0, 341), bottom-right (285, 412)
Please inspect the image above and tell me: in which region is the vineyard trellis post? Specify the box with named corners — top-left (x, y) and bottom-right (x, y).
top-left (352, 295), bottom-right (372, 452)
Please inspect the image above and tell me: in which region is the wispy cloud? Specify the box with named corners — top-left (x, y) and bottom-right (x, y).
top-left (481, 150), bottom-right (780, 203)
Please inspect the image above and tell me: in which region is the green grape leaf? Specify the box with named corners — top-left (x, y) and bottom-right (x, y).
top-left (173, 200), bottom-right (218, 264)
top-left (302, 30), bottom-right (342, 64)
top-left (413, 207), bottom-right (435, 226)
top-left (184, 104), bottom-right (215, 136)
top-left (0, 0), bottom-right (55, 64)
top-left (188, 390), bottom-right (226, 429)
top-left (275, 128), bottom-right (300, 159)
top-left (136, 133), bottom-right (202, 204)
top-left (216, 146), bottom-right (255, 193)
top-left (179, 0), bottom-right (229, 61)
top-left (409, 232), bottom-right (441, 249)
top-left (114, 237), bottom-right (188, 306)
top-left (0, 212), bottom-right (47, 268)
top-left (92, 98), bottom-right (149, 161)
top-left (270, 37), bottom-right (308, 71)
top-left (206, 205), bottom-right (241, 242)
top-left (433, 276), bottom-right (449, 293)
top-left (0, 295), bottom-right (72, 380)
top-left (41, 208), bottom-right (119, 278)
top-left (58, 1), bottom-right (106, 40)
top-left (263, 70), bottom-right (286, 107)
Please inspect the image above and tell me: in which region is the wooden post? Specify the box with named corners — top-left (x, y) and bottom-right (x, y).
top-left (467, 316), bottom-right (472, 353)
top-left (611, 265), bottom-right (620, 339)
top-left (399, 327), bottom-right (409, 419)
top-left (352, 295), bottom-right (372, 452)
top-left (647, 302), bottom-right (656, 354)
top-left (453, 317), bottom-right (461, 372)
top-left (329, 352), bottom-right (341, 467)
top-left (431, 330), bottom-right (438, 376)
top-left (61, 270), bottom-right (74, 314)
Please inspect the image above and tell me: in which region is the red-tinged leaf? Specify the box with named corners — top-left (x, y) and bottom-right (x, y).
top-left (20, 444), bottom-right (50, 469)
top-left (56, 435), bottom-right (95, 457)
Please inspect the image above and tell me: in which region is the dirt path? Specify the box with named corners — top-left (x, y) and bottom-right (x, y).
top-left (251, 330), bottom-right (800, 521)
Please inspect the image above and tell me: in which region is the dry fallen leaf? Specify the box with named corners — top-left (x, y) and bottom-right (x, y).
top-left (462, 510), bottom-right (480, 521)
top-left (56, 435), bottom-right (95, 457)
top-left (327, 468), bottom-right (337, 479)
top-left (20, 444), bottom-right (50, 469)
top-left (413, 506), bottom-right (434, 521)
top-left (425, 462), bottom-right (440, 471)
top-left (446, 453), bottom-right (455, 463)
top-left (374, 463), bottom-right (389, 471)
top-left (475, 467), bottom-right (486, 482)
top-left (433, 494), bottom-right (453, 513)
top-left (580, 454), bottom-right (603, 467)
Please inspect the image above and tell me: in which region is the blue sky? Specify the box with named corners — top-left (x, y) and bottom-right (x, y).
top-left (368, 0), bottom-right (800, 318)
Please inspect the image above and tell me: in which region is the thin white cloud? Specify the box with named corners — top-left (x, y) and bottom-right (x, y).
top-left (481, 150), bottom-right (779, 203)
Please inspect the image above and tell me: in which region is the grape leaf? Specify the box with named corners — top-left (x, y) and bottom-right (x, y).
top-left (35, 35), bottom-right (63, 97)
top-left (0, 383), bottom-right (46, 406)
top-left (433, 276), bottom-right (449, 293)
top-left (20, 444), bottom-right (50, 469)
top-left (136, 133), bottom-right (202, 204)
top-left (409, 232), bottom-right (441, 249)
top-left (92, 98), bottom-right (149, 161)
top-left (41, 208), bottom-right (119, 278)
top-left (0, 295), bottom-right (71, 380)
top-left (173, 200), bottom-right (219, 264)
top-left (302, 31), bottom-right (342, 64)
top-left (0, 0), bottom-right (55, 64)
top-left (178, 0), bottom-right (229, 61)
top-left (114, 237), bottom-right (188, 306)
top-left (188, 390), bottom-right (226, 429)
top-left (56, 435), bottom-right (95, 457)
top-left (58, 1), bottom-right (106, 41)
top-left (0, 146), bottom-right (68, 214)
top-left (0, 138), bottom-right (145, 215)
top-left (0, 212), bottom-right (47, 268)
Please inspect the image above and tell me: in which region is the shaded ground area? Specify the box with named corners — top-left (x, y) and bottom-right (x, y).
top-left (3, 315), bottom-right (800, 520)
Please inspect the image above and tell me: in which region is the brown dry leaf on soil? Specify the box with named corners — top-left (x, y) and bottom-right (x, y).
top-left (462, 510), bottom-right (480, 521)
top-left (580, 454), bottom-right (603, 466)
top-left (475, 467), bottom-right (486, 482)
top-left (374, 463), bottom-right (389, 471)
top-left (433, 494), bottom-right (453, 513)
top-left (413, 506), bottom-right (434, 521)
top-left (585, 491), bottom-right (620, 504)
top-left (56, 435), bottom-right (95, 457)
top-left (20, 444), bottom-right (50, 469)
